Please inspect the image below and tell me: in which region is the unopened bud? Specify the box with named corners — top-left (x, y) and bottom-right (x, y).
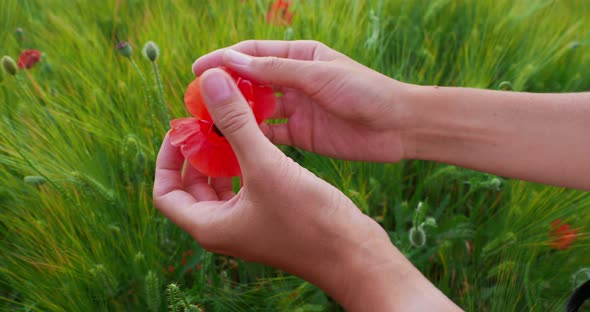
top-left (142, 41), bottom-right (160, 62)
top-left (409, 226), bottom-right (426, 247)
top-left (15, 28), bottom-right (25, 43)
top-left (116, 41), bottom-right (133, 58)
top-left (24, 175), bottom-right (46, 186)
top-left (1, 56), bottom-right (17, 76)
top-left (498, 81), bottom-right (512, 91)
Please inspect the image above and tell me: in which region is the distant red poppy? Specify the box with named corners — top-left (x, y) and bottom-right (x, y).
top-left (169, 67), bottom-right (276, 177)
top-left (17, 50), bottom-right (41, 69)
top-left (266, 0), bottom-right (294, 26)
top-left (549, 219), bottom-right (577, 250)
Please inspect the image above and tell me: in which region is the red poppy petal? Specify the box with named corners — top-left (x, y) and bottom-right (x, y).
top-left (183, 133), bottom-right (241, 177)
top-left (178, 67), bottom-right (275, 177)
top-left (184, 78), bottom-right (212, 121)
top-left (169, 118), bottom-right (202, 146)
top-left (252, 85), bottom-right (276, 124)
top-left (18, 50), bottom-right (42, 69)
top-left (556, 224), bottom-right (571, 234)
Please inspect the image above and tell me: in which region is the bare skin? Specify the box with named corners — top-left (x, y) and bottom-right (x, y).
top-left (153, 68), bottom-right (459, 311)
top-left (154, 40), bottom-right (589, 311)
top-left (193, 40), bottom-right (590, 190)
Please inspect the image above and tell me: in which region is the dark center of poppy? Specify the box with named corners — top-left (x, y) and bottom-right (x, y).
top-left (212, 124), bottom-right (224, 137)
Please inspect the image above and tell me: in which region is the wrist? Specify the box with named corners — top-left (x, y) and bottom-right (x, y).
top-left (393, 83), bottom-right (421, 161)
top-left (384, 81), bottom-right (427, 162)
top-left (336, 234), bottom-right (460, 311)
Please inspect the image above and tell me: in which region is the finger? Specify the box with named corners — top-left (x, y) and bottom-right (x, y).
top-left (211, 177), bottom-right (235, 200)
top-left (269, 95), bottom-right (287, 119)
top-left (269, 89), bottom-right (303, 119)
top-left (221, 49), bottom-right (320, 92)
top-left (182, 162), bottom-right (218, 201)
top-left (261, 123), bottom-right (293, 146)
top-left (199, 68), bottom-right (279, 173)
top-left (153, 134), bottom-right (202, 231)
top-left (192, 40), bottom-right (327, 76)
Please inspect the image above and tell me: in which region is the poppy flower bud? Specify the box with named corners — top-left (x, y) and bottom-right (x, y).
top-left (409, 226), bottom-right (426, 247)
top-left (498, 81), bottom-right (512, 91)
top-left (116, 41), bottom-right (133, 58)
top-left (1, 56), bottom-right (18, 76)
top-left (142, 41), bottom-right (159, 62)
top-left (15, 28), bottom-right (25, 43)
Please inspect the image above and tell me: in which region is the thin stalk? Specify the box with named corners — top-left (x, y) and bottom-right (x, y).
top-left (151, 61), bottom-right (170, 127)
top-left (128, 58), bottom-right (155, 134)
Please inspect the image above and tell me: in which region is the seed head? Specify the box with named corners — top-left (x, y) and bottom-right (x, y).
top-left (116, 41), bottom-right (133, 58)
top-left (142, 41), bottom-right (160, 62)
top-left (1, 56), bottom-right (18, 76)
top-left (409, 226), bottom-right (426, 248)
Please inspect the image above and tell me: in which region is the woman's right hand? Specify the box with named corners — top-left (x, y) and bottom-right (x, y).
top-left (192, 40), bottom-right (411, 163)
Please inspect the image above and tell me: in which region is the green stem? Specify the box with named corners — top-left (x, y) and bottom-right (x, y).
top-left (129, 58), bottom-right (155, 134)
top-left (151, 61), bottom-right (170, 127)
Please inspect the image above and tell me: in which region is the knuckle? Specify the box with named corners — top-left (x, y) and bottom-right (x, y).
top-left (215, 103), bottom-right (252, 135)
top-left (262, 56), bottom-right (283, 71)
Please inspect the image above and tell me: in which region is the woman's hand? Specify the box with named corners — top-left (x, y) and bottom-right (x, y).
top-left (192, 40), bottom-right (411, 163)
top-left (153, 68), bottom-right (460, 311)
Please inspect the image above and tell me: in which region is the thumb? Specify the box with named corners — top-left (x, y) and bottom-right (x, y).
top-left (200, 68), bottom-right (275, 169)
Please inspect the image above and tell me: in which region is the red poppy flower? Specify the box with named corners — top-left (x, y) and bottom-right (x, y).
top-left (169, 67), bottom-right (276, 177)
top-left (549, 219), bottom-right (577, 250)
top-left (17, 50), bottom-right (42, 69)
top-left (266, 0), bottom-right (294, 26)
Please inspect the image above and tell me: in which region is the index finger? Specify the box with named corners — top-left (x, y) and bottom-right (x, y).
top-left (192, 40), bottom-right (328, 76)
top-left (153, 133), bottom-right (200, 230)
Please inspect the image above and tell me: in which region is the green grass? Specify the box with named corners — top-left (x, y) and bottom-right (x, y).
top-left (1, 0), bottom-right (589, 311)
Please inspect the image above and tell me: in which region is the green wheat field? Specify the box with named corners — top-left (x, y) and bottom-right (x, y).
top-left (1, 0), bottom-right (589, 311)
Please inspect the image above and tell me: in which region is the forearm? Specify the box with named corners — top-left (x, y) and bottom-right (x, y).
top-left (400, 85), bottom-right (590, 190)
top-left (308, 222), bottom-right (461, 312)
top-left (336, 238), bottom-right (461, 312)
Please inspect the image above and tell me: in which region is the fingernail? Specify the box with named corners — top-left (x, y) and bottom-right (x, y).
top-left (201, 70), bottom-right (233, 103)
top-left (225, 49), bottom-right (252, 66)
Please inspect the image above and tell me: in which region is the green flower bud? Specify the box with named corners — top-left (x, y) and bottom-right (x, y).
top-left (142, 41), bottom-right (160, 62)
top-left (24, 175), bottom-right (47, 186)
top-left (15, 28), bottom-right (25, 43)
top-left (409, 226), bottom-right (426, 248)
top-left (498, 81), bottom-right (512, 91)
top-left (1, 56), bottom-right (18, 76)
top-left (116, 41), bottom-right (133, 58)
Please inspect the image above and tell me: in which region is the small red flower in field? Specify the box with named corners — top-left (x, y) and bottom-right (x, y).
top-left (17, 50), bottom-right (41, 69)
top-left (266, 0), bottom-right (294, 26)
top-left (169, 67), bottom-right (275, 177)
top-left (168, 265), bottom-right (175, 274)
top-left (549, 219), bottom-right (577, 250)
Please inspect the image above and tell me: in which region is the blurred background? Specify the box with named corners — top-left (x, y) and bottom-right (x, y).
top-left (1, 0), bottom-right (589, 311)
